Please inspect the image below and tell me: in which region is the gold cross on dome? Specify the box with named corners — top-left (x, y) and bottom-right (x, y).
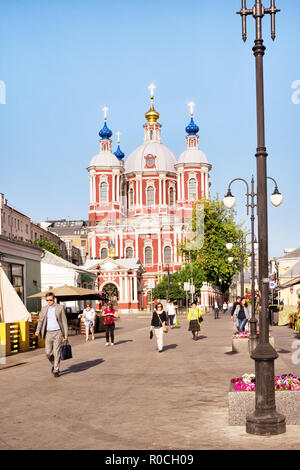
top-left (148, 83), bottom-right (156, 98)
top-left (116, 131), bottom-right (121, 144)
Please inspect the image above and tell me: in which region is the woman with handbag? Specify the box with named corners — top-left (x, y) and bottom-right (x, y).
top-left (81, 302), bottom-right (96, 342)
top-left (187, 302), bottom-right (203, 341)
top-left (150, 302), bottom-right (168, 352)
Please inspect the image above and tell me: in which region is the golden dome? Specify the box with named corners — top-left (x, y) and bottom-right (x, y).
top-left (145, 97), bottom-right (160, 123)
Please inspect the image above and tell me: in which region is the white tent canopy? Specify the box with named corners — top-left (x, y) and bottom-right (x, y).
top-left (0, 266), bottom-right (31, 322)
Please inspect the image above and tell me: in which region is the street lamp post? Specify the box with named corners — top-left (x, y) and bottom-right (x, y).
top-left (236, 0), bottom-right (286, 435)
top-left (224, 176), bottom-right (260, 347)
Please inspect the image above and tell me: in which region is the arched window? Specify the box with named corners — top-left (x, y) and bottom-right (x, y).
top-left (147, 186), bottom-right (155, 206)
top-left (169, 186), bottom-right (175, 206)
top-left (100, 182), bottom-right (108, 203)
top-left (164, 246), bottom-right (172, 264)
top-left (144, 246), bottom-right (153, 265)
top-left (126, 246), bottom-right (133, 258)
top-left (189, 178), bottom-right (197, 201)
top-left (129, 188), bottom-right (134, 208)
top-left (100, 247), bottom-right (109, 259)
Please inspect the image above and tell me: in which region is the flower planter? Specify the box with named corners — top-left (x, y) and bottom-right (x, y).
top-left (231, 335), bottom-right (274, 353)
top-left (229, 374), bottom-right (300, 425)
top-left (228, 383), bottom-right (300, 425)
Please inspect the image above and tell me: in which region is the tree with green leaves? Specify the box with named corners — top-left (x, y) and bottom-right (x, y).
top-left (153, 196), bottom-right (248, 299)
top-left (180, 196), bottom-right (248, 292)
top-left (34, 236), bottom-right (60, 256)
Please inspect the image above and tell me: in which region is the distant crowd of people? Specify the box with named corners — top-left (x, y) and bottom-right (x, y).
top-left (35, 291), bottom-right (252, 377)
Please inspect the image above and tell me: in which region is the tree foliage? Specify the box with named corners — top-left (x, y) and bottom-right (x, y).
top-left (34, 237), bottom-right (60, 256)
top-left (153, 196), bottom-right (248, 299)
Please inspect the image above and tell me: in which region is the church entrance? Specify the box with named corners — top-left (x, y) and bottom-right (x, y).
top-left (101, 283), bottom-right (119, 303)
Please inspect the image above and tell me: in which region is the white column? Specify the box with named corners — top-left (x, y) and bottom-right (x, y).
top-left (158, 232), bottom-right (162, 264)
top-left (139, 179), bottom-right (142, 206)
top-left (89, 175), bottom-right (93, 204)
top-left (159, 178), bottom-right (162, 205)
top-left (92, 233), bottom-right (96, 259)
top-left (119, 275), bottom-right (123, 301)
top-left (125, 275), bottom-right (129, 300)
top-left (178, 231), bottom-right (182, 263)
top-left (93, 175), bottom-right (96, 203)
top-left (174, 232), bottom-right (177, 263)
top-left (163, 177), bottom-right (166, 205)
top-left (134, 275), bottom-right (138, 302)
top-left (120, 231), bottom-right (123, 258)
top-left (116, 174), bottom-right (120, 202)
top-left (136, 178), bottom-right (139, 206)
top-left (135, 232), bottom-right (139, 259)
top-left (181, 172), bottom-right (185, 200)
top-left (177, 173), bottom-right (181, 201)
top-left (200, 170), bottom-right (204, 199)
top-left (205, 171), bottom-right (209, 199)
top-left (112, 174), bottom-right (116, 202)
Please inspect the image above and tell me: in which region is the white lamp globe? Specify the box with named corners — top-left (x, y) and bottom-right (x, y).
top-left (270, 190), bottom-right (283, 207)
top-left (223, 195), bottom-right (236, 209)
top-left (228, 257), bottom-right (234, 263)
top-left (226, 243), bottom-right (233, 250)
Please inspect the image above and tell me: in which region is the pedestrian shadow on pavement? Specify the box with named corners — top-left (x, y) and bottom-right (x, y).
top-left (224, 351), bottom-right (238, 355)
top-left (61, 359), bottom-right (105, 375)
top-left (114, 340), bottom-right (133, 346)
top-left (163, 344), bottom-right (178, 351)
top-left (277, 348), bottom-right (291, 354)
top-left (196, 335), bottom-right (207, 340)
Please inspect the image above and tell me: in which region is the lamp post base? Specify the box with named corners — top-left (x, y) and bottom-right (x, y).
top-left (246, 410), bottom-right (286, 435)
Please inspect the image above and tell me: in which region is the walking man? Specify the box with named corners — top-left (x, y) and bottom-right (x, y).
top-left (214, 300), bottom-right (219, 319)
top-left (35, 292), bottom-right (68, 377)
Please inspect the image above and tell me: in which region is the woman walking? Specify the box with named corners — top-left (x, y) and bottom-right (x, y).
top-left (166, 299), bottom-right (177, 328)
top-left (150, 302), bottom-right (168, 352)
top-left (187, 302), bottom-right (203, 340)
top-left (82, 302), bottom-right (96, 341)
top-left (101, 302), bottom-right (119, 346)
top-left (234, 297), bottom-right (250, 332)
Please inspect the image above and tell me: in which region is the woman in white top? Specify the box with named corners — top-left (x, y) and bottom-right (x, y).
top-left (166, 299), bottom-right (177, 328)
top-left (81, 302), bottom-right (96, 341)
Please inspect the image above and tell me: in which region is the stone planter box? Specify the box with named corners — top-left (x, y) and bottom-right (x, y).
top-left (232, 336), bottom-right (274, 353)
top-left (228, 383), bottom-right (300, 425)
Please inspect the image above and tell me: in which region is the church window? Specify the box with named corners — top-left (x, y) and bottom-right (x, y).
top-left (147, 186), bottom-right (155, 206)
top-left (129, 188), bottom-right (134, 208)
top-left (169, 187), bottom-right (175, 206)
top-left (100, 182), bottom-right (108, 203)
top-left (126, 246), bottom-right (133, 258)
top-left (164, 246), bottom-right (172, 264)
top-left (189, 178), bottom-right (197, 201)
top-left (100, 247), bottom-right (109, 259)
top-left (145, 246), bottom-right (153, 265)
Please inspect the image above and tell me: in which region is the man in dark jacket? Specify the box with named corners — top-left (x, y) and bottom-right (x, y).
top-left (35, 292), bottom-right (68, 377)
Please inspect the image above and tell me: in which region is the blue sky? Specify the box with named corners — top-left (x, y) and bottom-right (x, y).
top-left (0, 0), bottom-right (299, 258)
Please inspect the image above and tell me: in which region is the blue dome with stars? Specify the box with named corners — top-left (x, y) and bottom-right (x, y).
top-left (114, 145), bottom-right (125, 161)
top-left (185, 117), bottom-right (199, 135)
top-left (99, 121), bottom-right (112, 140)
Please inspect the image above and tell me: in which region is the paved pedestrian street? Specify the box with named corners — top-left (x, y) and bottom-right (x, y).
top-left (1, 313), bottom-right (300, 450)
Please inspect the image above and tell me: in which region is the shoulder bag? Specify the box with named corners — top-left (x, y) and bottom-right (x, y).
top-left (157, 312), bottom-right (168, 333)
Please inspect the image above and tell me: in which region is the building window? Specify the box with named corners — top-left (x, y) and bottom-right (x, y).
top-left (169, 186), bottom-right (175, 206)
top-left (100, 247), bottom-right (109, 259)
top-left (189, 178), bottom-right (197, 201)
top-left (145, 246), bottom-right (153, 265)
top-left (164, 246), bottom-right (172, 264)
top-left (2, 262), bottom-right (24, 301)
top-left (129, 188), bottom-right (134, 208)
top-left (126, 246), bottom-right (133, 258)
top-left (100, 182), bottom-right (108, 203)
top-left (146, 186), bottom-right (155, 206)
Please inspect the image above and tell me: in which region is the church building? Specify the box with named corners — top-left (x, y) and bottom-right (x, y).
top-left (85, 87), bottom-right (212, 312)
